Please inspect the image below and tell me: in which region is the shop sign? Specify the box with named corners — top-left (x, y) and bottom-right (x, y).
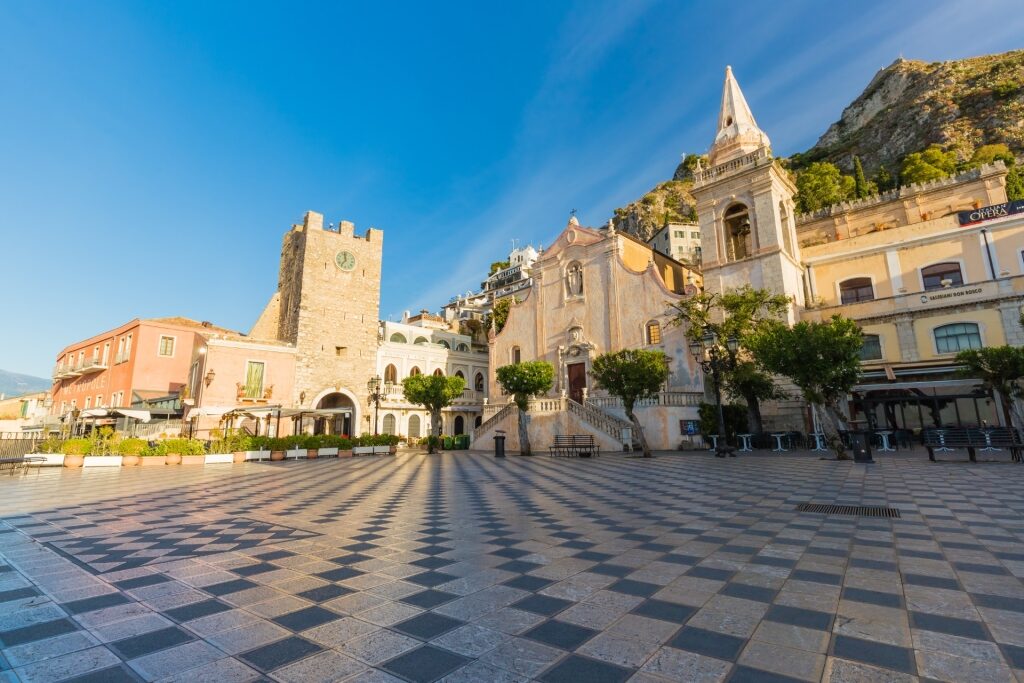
top-left (958, 200), bottom-right (1024, 226)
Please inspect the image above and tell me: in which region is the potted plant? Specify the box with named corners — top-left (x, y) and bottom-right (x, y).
top-left (61, 438), bottom-right (90, 468)
top-left (232, 434), bottom-right (250, 463)
top-left (206, 430), bottom-right (237, 464)
top-left (117, 438), bottom-right (147, 466)
top-left (140, 442), bottom-right (167, 466)
top-left (317, 435), bottom-right (339, 458)
top-left (268, 437), bottom-right (287, 461)
top-left (337, 436), bottom-right (353, 458)
top-left (83, 427), bottom-right (123, 467)
top-left (305, 434), bottom-right (320, 459)
top-left (352, 434), bottom-right (374, 456)
top-left (285, 435), bottom-right (307, 460)
top-left (176, 439), bottom-right (206, 465)
top-left (162, 438), bottom-right (190, 465)
top-left (31, 436), bottom-right (65, 467)
top-left (245, 436), bottom-right (272, 461)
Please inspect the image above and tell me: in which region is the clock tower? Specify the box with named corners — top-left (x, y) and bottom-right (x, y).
top-left (254, 210), bottom-right (383, 431)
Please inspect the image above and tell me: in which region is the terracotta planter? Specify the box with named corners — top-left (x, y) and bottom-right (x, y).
top-left (180, 455), bottom-right (205, 465)
top-left (307, 449), bottom-right (319, 459)
top-left (338, 449), bottom-right (353, 458)
top-left (166, 453), bottom-right (182, 465)
top-left (122, 455), bottom-right (140, 467)
top-left (389, 446), bottom-right (398, 455)
top-left (270, 450), bottom-right (285, 461)
top-left (233, 451), bottom-right (246, 463)
top-left (140, 456), bottom-right (166, 466)
top-left (63, 454), bottom-right (84, 468)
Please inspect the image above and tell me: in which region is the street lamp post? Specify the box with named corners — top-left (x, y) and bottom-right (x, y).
top-left (366, 376), bottom-right (383, 436)
top-left (689, 330), bottom-right (740, 458)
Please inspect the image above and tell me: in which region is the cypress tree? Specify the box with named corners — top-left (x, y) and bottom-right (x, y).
top-left (853, 156), bottom-right (869, 198)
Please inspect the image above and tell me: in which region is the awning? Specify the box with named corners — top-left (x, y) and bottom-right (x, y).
top-left (78, 408), bottom-right (153, 423)
top-left (185, 405), bottom-right (238, 419)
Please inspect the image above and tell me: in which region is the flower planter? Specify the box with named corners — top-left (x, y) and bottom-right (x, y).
top-left (166, 453), bottom-right (183, 465)
top-left (84, 456), bottom-right (123, 467)
top-left (352, 446), bottom-right (375, 456)
top-left (338, 449), bottom-right (353, 458)
top-left (245, 450), bottom-right (271, 461)
top-left (373, 446), bottom-right (391, 456)
top-left (233, 451), bottom-right (247, 463)
top-left (389, 445), bottom-right (398, 455)
top-left (270, 451), bottom-right (285, 461)
top-left (285, 448), bottom-right (307, 460)
top-left (140, 456), bottom-right (167, 466)
top-left (122, 455), bottom-right (140, 467)
top-left (29, 453), bottom-right (64, 467)
top-left (63, 454), bottom-right (84, 468)
top-left (306, 449), bottom-right (319, 459)
top-left (180, 455), bottom-right (205, 465)
top-left (204, 453), bottom-right (234, 465)
top-left (318, 447), bottom-right (339, 458)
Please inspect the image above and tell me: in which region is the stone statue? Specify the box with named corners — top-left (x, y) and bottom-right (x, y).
top-left (566, 263), bottom-right (583, 296)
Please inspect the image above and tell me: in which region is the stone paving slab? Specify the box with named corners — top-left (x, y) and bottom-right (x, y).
top-left (0, 451), bottom-right (1021, 682)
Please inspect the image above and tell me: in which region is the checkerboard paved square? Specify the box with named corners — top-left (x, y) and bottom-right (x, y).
top-left (1, 450), bottom-right (1023, 681)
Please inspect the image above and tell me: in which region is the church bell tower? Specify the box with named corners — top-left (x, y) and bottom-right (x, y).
top-left (690, 66), bottom-right (805, 321)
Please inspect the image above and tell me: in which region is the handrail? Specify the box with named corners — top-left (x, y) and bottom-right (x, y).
top-left (472, 402), bottom-right (517, 442)
top-left (567, 398), bottom-right (631, 443)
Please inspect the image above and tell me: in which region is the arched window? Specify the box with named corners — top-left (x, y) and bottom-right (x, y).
top-left (723, 204), bottom-right (752, 262)
top-left (408, 415), bottom-right (421, 438)
top-left (389, 333), bottom-right (407, 343)
top-left (414, 336), bottom-right (429, 345)
top-left (409, 366), bottom-right (421, 376)
top-left (779, 201), bottom-right (794, 256)
top-left (474, 372), bottom-right (484, 392)
top-left (382, 414), bottom-right (396, 435)
top-left (566, 262), bottom-right (583, 296)
top-left (455, 343), bottom-right (469, 352)
top-left (645, 321), bottom-right (662, 345)
top-left (438, 340), bottom-right (450, 349)
top-left (511, 346), bottom-right (521, 364)
top-left (859, 334), bottom-right (883, 361)
top-left (433, 368), bottom-right (444, 377)
top-left (934, 323), bottom-right (982, 353)
top-left (455, 370), bottom-right (465, 380)
top-left (384, 364), bottom-right (398, 384)
top-left (454, 416), bottom-right (465, 435)
top-left (922, 262), bottom-right (964, 291)
top-left (839, 278), bottom-right (875, 304)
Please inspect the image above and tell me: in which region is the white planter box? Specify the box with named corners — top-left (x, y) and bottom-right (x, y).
top-left (245, 450), bottom-right (270, 461)
top-left (318, 447), bottom-right (339, 457)
top-left (286, 448), bottom-right (307, 460)
top-left (27, 453), bottom-right (64, 466)
top-left (83, 456), bottom-right (123, 467)
top-left (204, 453), bottom-right (233, 464)
top-left (352, 446), bottom-right (375, 456)
top-left (373, 446), bottom-right (391, 455)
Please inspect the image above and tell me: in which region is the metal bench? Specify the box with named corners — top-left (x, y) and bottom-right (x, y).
top-left (549, 435), bottom-right (600, 458)
top-left (0, 456), bottom-right (45, 476)
top-left (923, 428), bottom-right (1023, 463)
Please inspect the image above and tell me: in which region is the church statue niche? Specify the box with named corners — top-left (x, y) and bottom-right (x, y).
top-left (724, 204), bottom-right (752, 262)
top-left (566, 262), bottom-right (583, 296)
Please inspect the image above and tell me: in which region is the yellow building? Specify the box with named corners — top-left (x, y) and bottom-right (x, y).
top-left (694, 66), bottom-right (1024, 432)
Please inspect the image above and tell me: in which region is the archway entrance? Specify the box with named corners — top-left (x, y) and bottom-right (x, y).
top-left (316, 393), bottom-right (355, 436)
top-left (454, 415), bottom-right (465, 435)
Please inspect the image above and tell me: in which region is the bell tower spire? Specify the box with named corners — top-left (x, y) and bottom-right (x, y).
top-left (708, 66), bottom-right (771, 166)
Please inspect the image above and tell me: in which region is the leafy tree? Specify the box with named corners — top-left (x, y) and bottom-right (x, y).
top-left (956, 346), bottom-right (1024, 431)
top-left (589, 349), bottom-right (671, 457)
top-left (667, 286), bottom-right (790, 433)
top-left (900, 144), bottom-right (957, 185)
top-left (874, 165), bottom-right (897, 192)
top-left (488, 260), bottom-right (510, 276)
top-left (401, 374), bottom-right (466, 453)
top-left (795, 162), bottom-right (852, 212)
top-left (747, 316), bottom-right (863, 459)
top-left (495, 361), bottom-right (554, 456)
top-left (484, 297), bottom-right (518, 334)
top-left (1006, 166), bottom-right (1024, 201)
top-left (698, 403), bottom-right (748, 441)
top-left (968, 143), bottom-right (1015, 168)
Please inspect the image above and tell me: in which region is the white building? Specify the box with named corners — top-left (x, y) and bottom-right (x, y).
top-left (442, 244), bottom-right (541, 326)
top-left (648, 222), bottom-right (702, 266)
top-left (375, 313), bottom-right (489, 439)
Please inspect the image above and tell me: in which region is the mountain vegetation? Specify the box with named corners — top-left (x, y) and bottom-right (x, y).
top-left (611, 50), bottom-right (1024, 238)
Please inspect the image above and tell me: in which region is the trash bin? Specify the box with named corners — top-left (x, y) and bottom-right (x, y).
top-left (494, 431), bottom-right (506, 458)
top-left (849, 430), bottom-right (874, 463)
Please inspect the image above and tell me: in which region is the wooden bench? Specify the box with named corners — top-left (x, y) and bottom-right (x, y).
top-left (923, 428), bottom-right (1023, 463)
top-left (549, 435), bottom-right (600, 458)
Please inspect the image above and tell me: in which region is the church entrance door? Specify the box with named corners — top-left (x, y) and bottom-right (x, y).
top-left (568, 363), bottom-right (587, 404)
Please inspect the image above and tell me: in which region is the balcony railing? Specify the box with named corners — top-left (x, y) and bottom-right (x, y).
top-left (77, 359), bottom-right (108, 374)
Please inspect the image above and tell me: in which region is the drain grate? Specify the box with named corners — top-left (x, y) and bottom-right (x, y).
top-left (797, 503), bottom-right (900, 518)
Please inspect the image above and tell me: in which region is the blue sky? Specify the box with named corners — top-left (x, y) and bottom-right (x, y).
top-left (3, 0), bottom-right (1023, 378)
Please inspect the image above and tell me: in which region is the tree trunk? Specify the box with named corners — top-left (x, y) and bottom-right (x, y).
top-left (813, 402), bottom-right (848, 460)
top-left (428, 409), bottom-right (442, 454)
top-left (518, 409), bottom-right (531, 456)
top-left (743, 394), bottom-right (763, 435)
top-left (626, 405), bottom-right (651, 457)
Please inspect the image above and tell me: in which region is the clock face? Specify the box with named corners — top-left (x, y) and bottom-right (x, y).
top-left (335, 250), bottom-right (356, 271)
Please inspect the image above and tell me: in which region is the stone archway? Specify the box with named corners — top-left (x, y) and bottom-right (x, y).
top-left (312, 388), bottom-right (359, 437)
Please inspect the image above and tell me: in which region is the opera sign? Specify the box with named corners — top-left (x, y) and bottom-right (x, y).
top-left (958, 199), bottom-right (1024, 226)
